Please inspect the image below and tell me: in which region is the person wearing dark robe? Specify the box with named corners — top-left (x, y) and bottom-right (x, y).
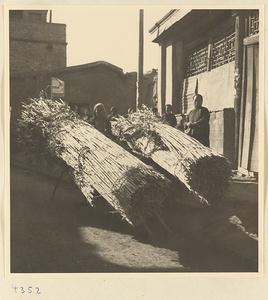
top-left (90, 103), bottom-right (111, 137)
top-left (185, 94), bottom-right (210, 147)
top-left (151, 106), bottom-right (161, 120)
top-left (161, 104), bottom-right (177, 127)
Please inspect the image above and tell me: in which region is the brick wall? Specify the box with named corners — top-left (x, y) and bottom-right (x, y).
top-left (53, 65), bottom-right (137, 115)
top-left (209, 108), bottom-right (235, 164)
top-left (10, 19), bottom-right (66, 75)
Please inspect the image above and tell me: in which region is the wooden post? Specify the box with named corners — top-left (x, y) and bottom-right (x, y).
top-left (158, 44), bottom-right (166, 115)
top-left (238, 40), bottom-right (247, 169)
top-left (207, 36), bottom-right (213, 72)
top-left (174, 40), bottom-right (184, 114)
top-left (234, 11), bottom-right (245, 168)
top-left (137, 9), bottom-right (144, 110)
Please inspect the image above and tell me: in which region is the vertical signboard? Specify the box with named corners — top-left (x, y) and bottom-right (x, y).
top-left (51, 77), bottom-right (65, 97)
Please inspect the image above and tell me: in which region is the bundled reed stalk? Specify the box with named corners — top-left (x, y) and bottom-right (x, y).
top-left (112, 107), bottom-right (232, 205)
top-left (17, 97), bottom-right (171, 226)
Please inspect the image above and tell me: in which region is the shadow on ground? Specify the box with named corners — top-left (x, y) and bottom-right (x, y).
top-left (10, 163), bottom-right (258, 273)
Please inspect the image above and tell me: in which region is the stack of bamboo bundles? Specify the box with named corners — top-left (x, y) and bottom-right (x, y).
top-left (112, 108), bottom-right (232, 205)
top-left (17, 98), bottom-right (171, 226)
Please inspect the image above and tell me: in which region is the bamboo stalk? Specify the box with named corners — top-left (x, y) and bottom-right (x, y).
top-left (51, 168), bottom-right (65, 201)
top-left (153, 210), bottom-right (172, 233)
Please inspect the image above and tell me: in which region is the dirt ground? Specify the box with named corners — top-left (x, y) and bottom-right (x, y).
top-left (9, 162), bottom-right (258, 273)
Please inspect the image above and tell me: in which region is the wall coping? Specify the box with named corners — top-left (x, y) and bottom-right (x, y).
top-left (10, 61), bottom-right (137, 79)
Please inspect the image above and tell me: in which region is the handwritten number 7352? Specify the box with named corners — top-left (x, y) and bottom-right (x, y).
top-left (12, 285), bottom-right (41, 294)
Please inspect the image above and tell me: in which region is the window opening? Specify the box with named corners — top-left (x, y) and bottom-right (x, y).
top-left (211, 24), bottom-right (235, 69)
top-left (186, 40), bottom-right (208, 77)
top-left (248, 10), bottom-right (259, 37)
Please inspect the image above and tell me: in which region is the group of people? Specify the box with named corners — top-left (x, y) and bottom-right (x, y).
top-left (81, 93), bottom-right (210, 147)
top-left (161, 94), bottom-right (210, 147)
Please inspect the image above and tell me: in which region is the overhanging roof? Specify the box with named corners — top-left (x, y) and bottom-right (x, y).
top-left (149, 9), bottom-right (234, 43)
top-left (149, 9), bottom-right (191, 35)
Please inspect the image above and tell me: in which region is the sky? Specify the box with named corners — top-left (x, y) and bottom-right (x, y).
top-left (51, 6), bottom-right (170, 73)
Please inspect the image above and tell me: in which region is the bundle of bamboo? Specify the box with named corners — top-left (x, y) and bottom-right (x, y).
top-left (112, 108), bottom-right (232, 205)
top-left (112, 111), bottom-right (166, 157)
top-left (17, 98), bottom-right (171, 226)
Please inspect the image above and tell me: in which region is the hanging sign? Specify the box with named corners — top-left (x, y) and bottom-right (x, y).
top-left (51, 77), bottom-right (65, 97)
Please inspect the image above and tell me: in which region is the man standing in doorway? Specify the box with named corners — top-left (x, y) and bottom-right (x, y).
top-left (185, 94), bottom-right (210, 147)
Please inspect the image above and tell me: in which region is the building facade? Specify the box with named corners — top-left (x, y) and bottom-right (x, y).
top-left (9, 10), bottom-right (138, 153)
top-left (150, 9), bottom-right (259, 173)
top-left (10, 61), bottom-right (137, 128)
top-left (9, 10), bottom-right (67, 76)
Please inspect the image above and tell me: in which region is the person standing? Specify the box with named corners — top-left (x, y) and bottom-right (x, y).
top-left (81, 107), bottom-right (91, 122)
top-left (161, 104), bottom-right (177, 127)
top-left (185, 94), bottom-right (210, 147)
top-left (90, 103), bottom-right (111, 137)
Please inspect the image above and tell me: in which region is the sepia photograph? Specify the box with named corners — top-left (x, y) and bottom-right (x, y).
top-left (6, 5), bottom-right (262, 278)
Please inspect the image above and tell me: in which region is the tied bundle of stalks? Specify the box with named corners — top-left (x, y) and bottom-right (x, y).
top-left (112, 109), bottom-right (167, 157)
top-left (17, 97), bottom-right (77, 162)
top-left (17, 97), bottom-right (171, 226)
top-left (112, 107), bottom-right (232, 205)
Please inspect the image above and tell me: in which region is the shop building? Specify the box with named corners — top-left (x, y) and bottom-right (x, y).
top-left (149, 9), bottom-right (259, 173)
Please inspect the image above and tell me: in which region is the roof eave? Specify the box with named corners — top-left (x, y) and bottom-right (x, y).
top-left (149, 9), bottom-right (192, 43)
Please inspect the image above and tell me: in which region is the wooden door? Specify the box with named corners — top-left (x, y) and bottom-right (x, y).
top-left (238, 37), bottom-right (259, 174)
